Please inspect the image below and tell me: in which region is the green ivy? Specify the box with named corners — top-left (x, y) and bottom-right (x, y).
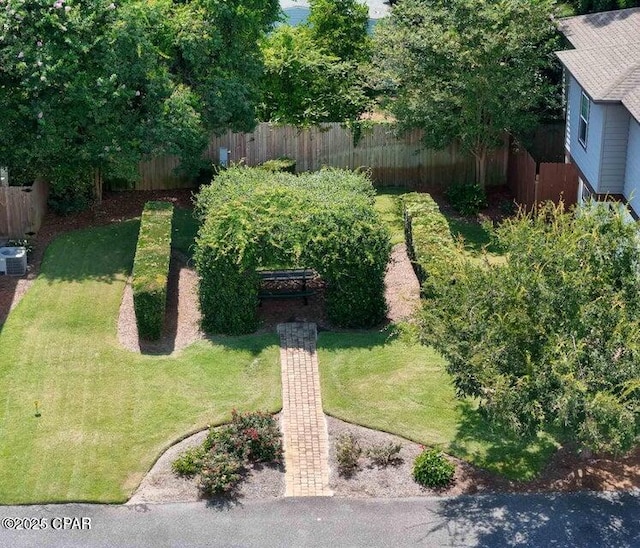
top-left (194, 166), bottom-right (391, 334)
top-left (132, 201), bottom-right (174, 340)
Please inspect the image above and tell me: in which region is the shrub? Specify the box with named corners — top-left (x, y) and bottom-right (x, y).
top-left (195, 167), bottom-right (390, 334)
top-left (199, 452), bottom-right (245, 496)
top-left (420, 202), bottom-right (640, 454)
top-left (412, 448), bottom-right (455, 488)
top-left (189, 410), bottom-right (282, 497)
top-left (230, 410), bottom-right (283, 463)
top-left (366, 442), bottom-right (403, 467)
top-left (260, 157), bottom-right (296, 174)
top-left (203, 411), bottom-right (283, 463)
top-left (445, 182), bottom-right (487, 216)
top-left (132, 201), bottom-right (174, 340)
top-left (335, 432), bottom-right (362, 476)
top-left (172, 446), bottom-right (206, 477)
top-left (402, 193), bottom-right (460, 296)
top-left (203, 426), bottom-right (250, 461)
top-left (47, 172), bottom-right (94, 215)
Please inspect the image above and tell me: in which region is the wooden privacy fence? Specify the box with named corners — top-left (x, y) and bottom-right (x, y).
top-left (0, 180), bottom-right (48, 238)
top-left (137, 123), bottom-right (509, 190)
top-left (509, 148), bottom-right (578, 210)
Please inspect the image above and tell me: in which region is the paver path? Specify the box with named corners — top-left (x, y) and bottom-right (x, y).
top-left (277, 322), bottom-right (332, 497)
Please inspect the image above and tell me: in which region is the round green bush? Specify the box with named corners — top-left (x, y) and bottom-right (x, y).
top-left (412, 448), bottom-right (455, 488)
top-left (445, 182), bottom-right (487, 216)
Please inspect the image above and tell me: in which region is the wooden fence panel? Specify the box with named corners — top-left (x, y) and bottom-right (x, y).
top-left (138, 123), bottom-right (509, 191)
top-left (538, 162), bottom-right (578, 208)
top-left (0, 180), bottom-right (48, 238)
top-left (508, 149), bottom-right (537, 209)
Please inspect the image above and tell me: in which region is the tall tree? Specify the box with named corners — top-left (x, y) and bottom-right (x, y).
top-left (259, 26), bottom-right (369, 125)
top-left (373, 0), bottom-right (560, 186)
top-left (258, 0), bottom-right (371, 125)
top-left (0, 0), bottom-right (278, 212)
top-left (307, 0), bottom-right (371, 62)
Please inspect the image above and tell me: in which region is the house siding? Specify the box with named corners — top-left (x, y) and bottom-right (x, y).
top-left (623, 118), bottom-right (640, 217)
top-left (566, 75), bottom-right (604, 191)
top-left (599, 105), bottom-right (630, 194)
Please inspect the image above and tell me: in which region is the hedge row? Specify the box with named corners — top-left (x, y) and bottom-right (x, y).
top-left (132, 201), bottom-right (174, 340)
top-left (401, 193), bottom-right (459, 296)
top-left (194, 167), bottom-right (390, 334)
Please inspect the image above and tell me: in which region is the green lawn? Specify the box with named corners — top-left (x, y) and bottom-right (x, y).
top-left (446, 216), bottom-right (506, 265)
top-left (0, 220), bottom-right (281, 504)
top-left (374, 187), bottom-right (407, 245)
top-left (318, 331), bottom-right (558, 480)
top-left (0, 189), bottom-right (537, 503)
top-left (172, 207), bottom-right (199, 258)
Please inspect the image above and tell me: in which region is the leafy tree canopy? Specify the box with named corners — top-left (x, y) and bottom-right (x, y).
top-left (421, 202), bottom-right (640, 455)
top-left (0, 0), bottom-right (278, 210)
top-left (372, 0), bottom-right (560, 186)
top-left (258, 0), bottom-right (371, 125)
top-left (307, 0), bottom-right (371, 62)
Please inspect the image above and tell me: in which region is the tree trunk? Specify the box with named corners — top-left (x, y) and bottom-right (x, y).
top-left (93, 168), bottom-right (103, 206)
top-left (474, 148), bottom-right (487, 188)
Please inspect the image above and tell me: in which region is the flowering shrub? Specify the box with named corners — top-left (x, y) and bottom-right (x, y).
top-left (173, 410), bottom-right (283, 497)
top-left (199, 453), bottom-right (244, 496)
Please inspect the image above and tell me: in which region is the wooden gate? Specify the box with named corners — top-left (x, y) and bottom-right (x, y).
top-left (509, 149), bottom-right (578, 210)
top-left (0, 180), bottom-right (48, 238)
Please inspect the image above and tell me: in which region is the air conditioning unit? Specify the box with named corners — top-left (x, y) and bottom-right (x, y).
top-left (0, 246), bottom-right (27, 276)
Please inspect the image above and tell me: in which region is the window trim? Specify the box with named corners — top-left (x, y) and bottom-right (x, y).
top-left (578, 91), bottom-right (590, 149)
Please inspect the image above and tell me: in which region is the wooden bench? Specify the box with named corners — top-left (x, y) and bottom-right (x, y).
top-left (258, 268), bottom-right (317, 305)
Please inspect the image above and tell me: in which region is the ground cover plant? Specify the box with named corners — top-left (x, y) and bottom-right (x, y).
top-left (194, 166), bottom-right (391, 334)
top-left (132, 201), bottom-right (174, 340)
top-left (173, 410), bottom-right (283, 495)
top-left (421, 202), bottom-right (640, 455)
top-left (318, 331), bottom-right (558, 480)
top-left (0, 221), bottom-right (281, 504)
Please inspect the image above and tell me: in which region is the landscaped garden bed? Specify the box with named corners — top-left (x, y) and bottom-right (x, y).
top-left (1, 186), bottom-right (638, 505)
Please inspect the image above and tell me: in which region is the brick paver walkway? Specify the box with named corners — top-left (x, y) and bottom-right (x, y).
top-left (277, 322), bottom-right (332, 497)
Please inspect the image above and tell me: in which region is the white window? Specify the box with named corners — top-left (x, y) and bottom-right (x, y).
top-left (578, 91), bottom-right (590, 148)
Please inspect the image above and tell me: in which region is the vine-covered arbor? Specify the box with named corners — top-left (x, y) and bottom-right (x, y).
top-left (194, 166), bottom-right (391, 334)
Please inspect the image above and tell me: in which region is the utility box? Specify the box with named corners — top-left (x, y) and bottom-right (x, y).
top-left (219, 147), bottom-right (229, 168)
top-left (0, 246), bottom-right (27, 276)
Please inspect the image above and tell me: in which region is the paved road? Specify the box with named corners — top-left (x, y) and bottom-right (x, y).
top-left (2, 492), bottom-right (639, 547)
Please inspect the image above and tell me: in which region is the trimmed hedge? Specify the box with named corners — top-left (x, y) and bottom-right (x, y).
top-left (402, 193), bottom-right (459, 296)
top-left (132, 201), bottom-right (174, 340)
top-left (259, 157), bottom-right (296, 173)
top-left (194, 167), bottom-right (390, 334)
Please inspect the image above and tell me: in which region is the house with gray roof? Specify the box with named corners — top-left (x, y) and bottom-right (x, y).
top-left (556, 7), bottom-right (640, 217)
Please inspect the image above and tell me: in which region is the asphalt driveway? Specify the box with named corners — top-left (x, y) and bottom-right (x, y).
top-left (2, 491), bottom-right (639, 547)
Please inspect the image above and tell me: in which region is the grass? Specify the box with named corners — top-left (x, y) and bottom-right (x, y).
top-left (0, 221), bottom-right (281, 504)
top-left (446, 216), bottom-right (506, 265)
top-left (374, 187), bottom-right (407, 245)
top-left (172, 207), bottom-right (199, 258)
top-left (318, 331), bottom-right (558, 481)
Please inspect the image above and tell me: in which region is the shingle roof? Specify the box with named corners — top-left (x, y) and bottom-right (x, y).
top-left (556, 8), bottom-right (640, 123)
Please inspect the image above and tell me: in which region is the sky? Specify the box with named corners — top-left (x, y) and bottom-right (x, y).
top-left (279, 0), bottom-right (391, 27)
